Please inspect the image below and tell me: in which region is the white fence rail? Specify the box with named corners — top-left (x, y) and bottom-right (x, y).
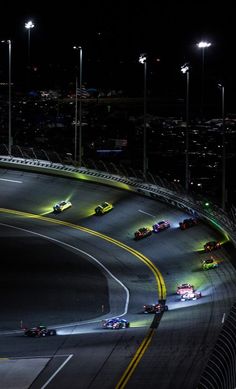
top-left (0, 155), bottom-right (235, 245)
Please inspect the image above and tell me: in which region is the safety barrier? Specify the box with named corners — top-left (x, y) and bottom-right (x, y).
top-left (0, 155), bottom-right (235, 243)
top-left (198, 303), bottom-right (236, 389)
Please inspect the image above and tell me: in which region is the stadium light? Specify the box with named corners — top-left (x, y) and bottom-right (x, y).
top-left (181, 63), bottom-right (190, 192)
top-left (139, 53), bottom-right (147, 179)
top-left (197, 41), bottom-right (211, 119)
top-left (218, 83), bottom-right (226, 210)
top-left (73, 46), bottom-right (82, 165)
top-left (25, 20), bottom-right (35, 68)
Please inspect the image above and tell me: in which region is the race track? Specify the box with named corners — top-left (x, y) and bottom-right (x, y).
top-left (0, 168), bottom-right (236, 389)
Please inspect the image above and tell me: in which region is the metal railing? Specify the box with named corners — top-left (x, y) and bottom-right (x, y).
top-left (198, 304), bottom-right (236, 389)
top-left (0, 144), bottom-right (235, 239)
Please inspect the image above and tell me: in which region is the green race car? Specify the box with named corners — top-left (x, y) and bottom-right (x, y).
top-left (202, 258), bottom-right (218, 270)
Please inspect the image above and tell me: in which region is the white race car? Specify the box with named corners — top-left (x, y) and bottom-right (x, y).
top-left (53, 200), bottom-right (72, 212)
top-left (181, 291), bottom-right (202, 301)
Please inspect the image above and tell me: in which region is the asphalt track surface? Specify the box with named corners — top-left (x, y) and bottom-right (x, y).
top-left (0, 168), bottom-right (236, 389)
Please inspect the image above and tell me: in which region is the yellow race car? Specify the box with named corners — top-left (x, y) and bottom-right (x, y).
top-left (95, 202), bottom-right (113, 215)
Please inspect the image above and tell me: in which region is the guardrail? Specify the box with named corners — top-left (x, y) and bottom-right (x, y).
top-left (0, 154), bottom-right (235, 244)
top-left (198, 303), bottom-right (236, 389)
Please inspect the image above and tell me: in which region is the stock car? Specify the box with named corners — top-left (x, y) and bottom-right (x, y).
top-left (134, 227), bottom-right (152, 240)
top-left (24, 325), bottom-right (57, 337)
top-left (176, 283), bottom-right (194, 295)
top-left (143, 302), bottom-right (168, 314)
top-left (102, 318), bottom-right (130, 329)
top-left (152, 220), bottom-right (170, 233)
top-left (180, 291), bottom-right (202, 301)
top-left (179, 217), bottom-right (198, 230)
top-left (202, 257), bottom-right (219, 270)
top-left (95, 202), bottom-right (113, 215)
top-left (53, 200), bottom-right (72, 212)
top-left (204, 241), bottom-right (221, 252)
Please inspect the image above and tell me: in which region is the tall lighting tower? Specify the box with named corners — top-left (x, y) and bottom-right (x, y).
top-left (218, 83), bottom-right (226, 210)
top-left (197, 41), bottom-right (211, 119)
top-left (181, 63), bottom-right (190, 192)
top-left (25, 20), bottom-right (35, 68)
top-left (73, 46), bottom-right (83, 165)
top-left (139, 53), bottom-right (147, 179)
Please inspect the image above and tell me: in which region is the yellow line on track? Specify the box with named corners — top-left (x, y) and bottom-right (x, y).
top-left (0, 207), bottom-right (167, 387)
top-left (115, 329), bottom-right (155, 388)
top-left (0, 208), bottom-right (166, 300)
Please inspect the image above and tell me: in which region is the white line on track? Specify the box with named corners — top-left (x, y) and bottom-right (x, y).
top-left (0, 178), bottom-right (22, 183)
top-left (40, 354), bottom-right (73, 389)
top-left (138, 209), bottom-right (155, 218)
top-left (10, 354), bottom-right (72, 359)
top-left (222, 313), bottom-right (225, 324)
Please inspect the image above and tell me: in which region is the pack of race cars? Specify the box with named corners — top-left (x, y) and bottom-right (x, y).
top-left (53, 200), bottom-right (114, 216)
top-left (51, 199), bottom-right (222, 327)
top-left (134, 220), bottom-right (170, 240)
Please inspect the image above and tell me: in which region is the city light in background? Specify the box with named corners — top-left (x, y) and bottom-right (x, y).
top-left (0, 5), bottom-right (235, 210)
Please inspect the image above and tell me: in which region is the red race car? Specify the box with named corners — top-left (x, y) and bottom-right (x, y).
top-left (134, 227), bottom-right (152, 240)
top-left (204, 241), bottom-right (221, 252)
top-left (24, 325), bottom-right (57, 337)
top-left (179, 218), bottom-right (198, 230)
top-left (143, 302), bottom-right (168, 314)
top-left (176, 283), bottom-right (194, 295)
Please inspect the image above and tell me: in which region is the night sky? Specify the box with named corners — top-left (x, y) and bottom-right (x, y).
top-left (0, 1), bottom-right (235, 107)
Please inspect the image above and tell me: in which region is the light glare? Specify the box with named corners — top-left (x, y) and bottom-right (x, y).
top-left (25, 20), bottom-right (35, 29)
top-left (139, 54), bottom-right (147, 64)
top-left (181, 63), bottom-right (189, 74)
top-left (197, 41), bottom-right (211, 48)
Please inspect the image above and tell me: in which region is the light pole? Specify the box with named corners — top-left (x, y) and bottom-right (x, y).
top-left (73, 46), bottom-right (82, 165)
top-left (25, 20), bottom-right (34, 68)
top-left (1, 40), bottom-right (12, 155)
top-left (218, 83), bottom-right (226, 210)
top-left (139, 53), bottom-right (147, 179)
top-left (197, 41), bottom-right (211, 119)
top-left (181, 63), bottom-right (190, 192)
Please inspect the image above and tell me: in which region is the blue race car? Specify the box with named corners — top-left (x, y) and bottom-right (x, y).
top-left (102, 318), bottom-right (130, 329)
